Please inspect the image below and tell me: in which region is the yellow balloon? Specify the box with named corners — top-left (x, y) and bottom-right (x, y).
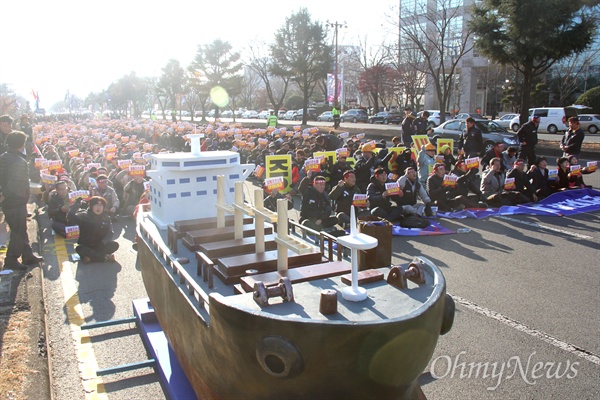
top-left (210, 86), bottom-right (230, 108)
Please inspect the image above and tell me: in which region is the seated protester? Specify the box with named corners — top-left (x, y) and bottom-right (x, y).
top-left (438, 145), bottom-right (456, 172)
top-left (122, 175), bottom-right (146, 217)
top-left (506, 159), bottom-right (536, 203)
top-left (417, 143), bottom-right (437, 187)
top-left (90, 174), bottom-right (120, 218)
top-left (527, 156), bottom-right (554, 200)
top-left (555, 156), bottom-right (585, 190)
top-left (568, 155), bottom-right (594, 188)
top-left (367, 168), bottom-right (404, 222)
top-left (354, 143), bottom-right (377, 193)
top-left (67, 196), bottom-right (119, 264)
top-left (386, 147), bottom-right (417, 177)
top-left (329, 170), bottom-right (370, 226)
top-left (299, 175), bottom-right (338, 232)
top-left (316, 132), bottom-right (342, 151)
top-left (502, 146), bottom-right (518, 171)
top-left (396, 167), bottom-right (433, 217)
top-left (426, 163), bottom-right (469, 212)
top-left (376, 139), bottom-right (389, 160)
top-left (450, 160), bottom-right (486, 207)
top-left (329, 153), bottom-right (352, 185)
top-left (263, 187), bottom-right (293, 213)
top-left (47, 180), bottom-right (71, 237)
top-left (480, 157), bottom-right (526, 207)
top-left (481, 142), bottom-right (507, 171)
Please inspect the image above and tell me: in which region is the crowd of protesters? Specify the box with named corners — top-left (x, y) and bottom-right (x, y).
top-left (0, 112), bottom-right (595, 268)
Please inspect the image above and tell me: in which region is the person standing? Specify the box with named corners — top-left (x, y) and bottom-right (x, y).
top-left (412, 111), bottom-right (430, 136)
top-left (516, 115), bottom-right (540, 167)
top-left (266, 110), bottom-right (278, 129)
top-left (332, 104), bottom-right (341, 129)
top-left (401, 108), bottom-right (415, 146)
top-left (0, 131), bottom-right (44, 270)
top-left (560, 116), bottom-right (585, 157)
top-left (458, 117), bottom-right (483, 158)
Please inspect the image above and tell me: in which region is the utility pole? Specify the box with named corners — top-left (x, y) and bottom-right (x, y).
top-left (326, 20), bottom-right (346, 110)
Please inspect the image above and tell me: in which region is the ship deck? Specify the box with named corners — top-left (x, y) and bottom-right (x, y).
top-left (137, 211), bottom-right (445, 325)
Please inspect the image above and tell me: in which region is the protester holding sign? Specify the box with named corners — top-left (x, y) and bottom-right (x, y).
top-left (67, 196), bottom-right (118, 264)
top-left (427, 163), bottom-right (471, 211)
top-left (528, 157), bottom-right (554, 200)
top-left (329, 170), bottom-right (369, 226)
top-left (367, 168), bottom-right (405, 223)
top-left (47, 180), bottom-right (71, 237)
top-left (505, 159), bottom-right (535, 203)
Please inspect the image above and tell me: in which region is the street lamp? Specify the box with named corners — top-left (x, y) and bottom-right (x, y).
top-left (326, 20), bottom-right (347, 109)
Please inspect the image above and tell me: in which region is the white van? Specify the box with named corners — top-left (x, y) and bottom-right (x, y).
top-left (529, 107), bottom-right (579, 134)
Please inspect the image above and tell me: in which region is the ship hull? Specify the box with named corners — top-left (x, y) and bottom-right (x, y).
top-left (139, 237), bottom-right (445, 399)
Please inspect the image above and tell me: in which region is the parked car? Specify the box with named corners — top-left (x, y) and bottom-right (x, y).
top-left (234, 108), bottom-right (245, 117)
top-left (317, 111), bottom-right (333, 122)
top-left (257, 110), bottom-right (273, 119)
top-left (578, 114), bottom-right (600, 134)
top-left (194, 110), bottom-right (204, 118)
top-left (455, 113), bottom-right (486, 120)
top-left (340, 109), bottom-right (368, 123)
top-left (181, 110), bottom-right (191, 117)
top-left (417, 110), bottom-right (453, 127)
top-left (428, 119), bottom-right (519, 154)
top-left (294, 108), bottom-right (317, 121)
top-left (207, 109), bottom-right (216, 118)
top-left (277, 109), bottom-right (287, 118)
top-left (242, 110), bottom-right (259, 119)
top-left (492, 113), bottom-right (519, 129)
top-left (368, 111), bottom-right (402, 125)
top-left (221, 109), bottom-right (233, 118)
top-left (283, 110), bottom-right (297, 120)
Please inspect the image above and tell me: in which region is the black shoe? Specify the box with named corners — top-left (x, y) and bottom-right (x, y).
top-left (23, 254), bottom-right (44, 264)
top-left (5, 262), bottom-right (28, 271)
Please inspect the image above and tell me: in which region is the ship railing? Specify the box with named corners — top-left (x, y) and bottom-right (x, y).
top-left (138, 216), bottom-right (211, 326)
top-left (288, 220), bottom-right (345, 262)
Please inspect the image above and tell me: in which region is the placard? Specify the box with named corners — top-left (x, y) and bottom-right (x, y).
top-left (442, 174), bottom-right (458, 187)
top-left (586, 161), bottom-right (597, 173)
top-left (68, 190), bottom-right (90, 204)
top-left (465, 157), bottom-right (480, 169)
top-left (264, 176), bottom-right (285, 192)
top-left (352, 194), bottom-right (367, 207)
top-left (128, 165), bottom-right (146, 176)
top-left (65, 226), bottom-right (80, 240)
top-left (569, 165), bottom-right (581, 176)
top-left (504, 177), bottom-right (515, 190)
top-left (385, 182), bottom-right (402, 196)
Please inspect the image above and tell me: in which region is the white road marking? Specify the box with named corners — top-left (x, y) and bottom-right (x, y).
top-left (496, 216), bottom-right (593, 239)
top-left (451, 294), bottom-right (600, 366)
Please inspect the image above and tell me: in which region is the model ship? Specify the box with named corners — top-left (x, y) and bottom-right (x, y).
top-left (136, 134), bottom-right (454, 399)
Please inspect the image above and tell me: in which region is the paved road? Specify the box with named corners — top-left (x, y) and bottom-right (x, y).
top-left (152, 115), bottom-right (600, 144)
top-left (42, 166), bottom-right (600, 399)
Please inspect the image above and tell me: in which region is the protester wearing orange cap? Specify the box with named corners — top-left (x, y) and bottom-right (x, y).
top-left (354, 142), bottom-right (377, 192)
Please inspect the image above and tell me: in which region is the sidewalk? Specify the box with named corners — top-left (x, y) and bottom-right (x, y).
top-left (0, 202), bottom-right (51, 400)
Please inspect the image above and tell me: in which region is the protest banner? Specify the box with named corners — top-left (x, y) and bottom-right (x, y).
top-left (65, 226), bottom-right (80, 240)
top-left (465, 157), bottom-right (480, 169)
top-left (570, 165), bottom-right (581, 176)
top-left (587, 161), bottom-right (597, 173)
top-left (385, 182), bottom-right (402, 196)
top-left (68, 190), bottom-right (90, 204)
top-left (304, 158), bottom-right (321, 173)
top-left (265, 155), bottom-right (292, 194)
top-left (254, 165), bottom-right (265, 178)
top-left (442, 174), bottom-right (458, 187)
top-left (548, 169), bottom-right (558, 180)
top-left (128, 165), bottom-right (146, 176)
top-left (41, 173), bottom-right (57, 185)
top-left (504, 177), bottom-right (516, 190)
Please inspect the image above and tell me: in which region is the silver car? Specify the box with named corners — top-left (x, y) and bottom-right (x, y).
top-left (577, 114), bottom-right (600, 134)
top-left (428, 119), bottom-right (519, 154)
top-left (492, 113), bottom-right (519, 129)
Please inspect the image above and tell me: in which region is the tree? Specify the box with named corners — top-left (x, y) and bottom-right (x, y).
top-left (576, 86), bottom-right (600, 114)
top-left (192, 39), bottom-right (243, 118)
top-left (391, 0), bottom-right (473, 124)
top-left (358, 65), bottom-right (397, 112)
top-left (547, 44), bottom-right (600, 106)
top-left (248, 41), bottom-right (291, 112)
top-left (271, 8), bottom-right (332, 125)
top-left (470, 0), bottom-right (598, 125)
top-left (158, 59), bottom-right (185, 118)
top-left (107, 72), bottom-right (148, 117)
top-left (0, 83), bottom-right (18, 116)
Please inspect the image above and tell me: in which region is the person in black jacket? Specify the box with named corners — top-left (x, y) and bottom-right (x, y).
top-left (329, 170), bottom-right (370, 225)
top-left (517, 116), bottom-right (540, 167)
top-left (0, 114), bottom-right (13, 156)
top-left (458, 117), bottom-right (483, 158)
top-left (527, 157), bottom-right (554, 200)
top-left (299, 176), bottom-right (338, 232)
top-left (401, 108), bottom-right (415, 146)
top-left (560, 117), bottom-right (585, 157)
top-left (47, 180), bottom-right (71, 237)
top-left (426, 163), bottom-right (469, 211)
top-left (505, 160), bottom-right (535, 203)
top-left (0, 131), bottom-right (44, 270)
top-left (68, 196), bottom-right (119, 264)
top-left (367, 168), bottom-right (404, 222)
top-left (449, 160), bottom-right (485, 207)
top-left (353, 143), bottom-right (377, 192)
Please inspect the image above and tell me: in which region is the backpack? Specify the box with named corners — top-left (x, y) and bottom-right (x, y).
top-left (399, 213), bottom-right (431, 229)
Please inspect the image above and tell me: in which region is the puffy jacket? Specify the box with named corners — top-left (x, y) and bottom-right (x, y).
top-left (48, 191), bottom-right (69, 224)
top-left (481, 169), bottom-right (506, 198)
top-left (68, 201), bottom-right (114, 246)
top-left (458, 126), bottom-right (483, 157)
top-left (330, 182), bottom-right (362, 215)
top-left (517, 121), bottom-right (538, 146)
top-left (300, 186), bottom-right (333, 221)
top-left (0, 150), bottom-right (30, 209)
